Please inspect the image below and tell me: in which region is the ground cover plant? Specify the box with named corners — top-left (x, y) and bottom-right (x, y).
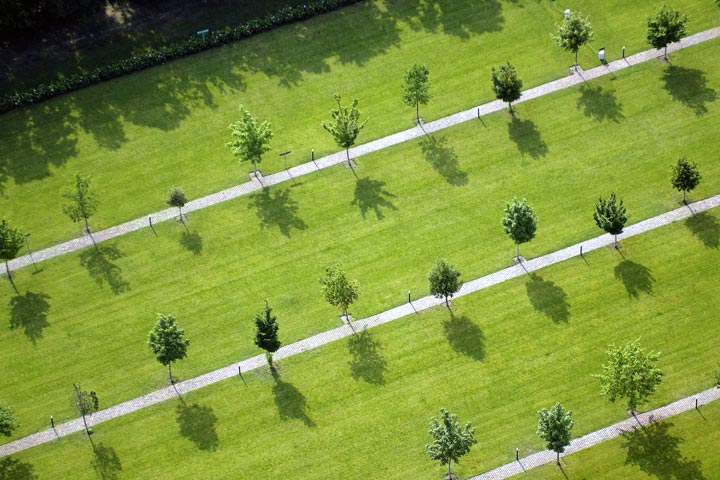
top-left (3, 213), bottom-right (720, 478)
top-left (1, 0), bottom-right (718, 250)
top-left (1, 42), bottom-right (719, 438)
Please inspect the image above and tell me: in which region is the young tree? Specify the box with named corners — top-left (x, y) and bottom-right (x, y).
top-left (594, 341), bottom-right (663, 413)
top-left (62, 173), bottom-right (99, 234)
top-left (0, 219), bottom-right (24, 292)
top-left (227, 105), bottom-right (273, 178)
top-left (426, 408), bottom-right (477, 479)
top-left (647, 5), bottom-right (689, 61)
top-left (323, 94), bottom-right (368, 167)
top-left (319, 264), bottom-right (359, 323)
top-left (167, 188), bottom-right (188, 223)
top-left (670, 158), bottom-right (701, 204)
top-left (593, 193), bottom-right (628, 248)
top-left (537, 403), bottom-right (574, 466)
top-left (491, 62), bottom-right (523, 114)
top-left (73, 383), bottom-right (99, 435)
top-left (148, 313), bottom-right (190, 383)
top-left (254, 301), bottom-right (281, 371)
top-left (553, 11), bottom-right (594, 70)
top-left (402, 64), bottom-right (431, 123)
top-left (0, 403), bottom-right (18, 437)
top-left (428, 258), bottom-right (462, 309)
top-left (502, 198), bottom-right (538, 260)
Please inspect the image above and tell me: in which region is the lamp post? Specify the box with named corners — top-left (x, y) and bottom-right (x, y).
top-left (24, 233), bottom-right (38, 271)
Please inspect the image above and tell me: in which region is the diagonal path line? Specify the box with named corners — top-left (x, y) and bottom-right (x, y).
top-left (1, 195), bottom-right (718, 458)
top-left (7, 26), bottom-right (720, 273)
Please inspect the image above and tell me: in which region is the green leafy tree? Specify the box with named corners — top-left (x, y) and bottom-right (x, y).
top-left (594, 341), bottom-right (663, 412)
top-left (428, 258), bottom-right (462, 309)
top-left (323, 94), bottom-right (368, 167)
top-left (553, 12), bottom-right (594, 70)
top-left (491, 62), bottom-right (523, 113)
top-left (0, 403), bottom-right (18, 437)
top-left (593, 193), bottom-right (628, 248)
top-left (0, 219), bottom-right (24, 292)
top-left (254, 301), bottom-right (281, 371)
top-left (402, 64), bottom-right (431, 122)
top-left (537, 403), bottom-right (574, 465)
top-left (320, 264), bottom-right (359, 323)
top-left (426, 408), bottom-right (477, 478)
top-left (73, 383), bottom-right (99, 435)
top-left (227, 105), bottom-right (273, 177)
top-left (62, 173), bottom-right (99, 234)
top-left (502, 198), bottom-right (538, 260)
top-left (670, 158), bottom-right (701, 203)
top-left (148, 313), bottom-right (190, 383)
top-left (167, 188), bottom-right (188, 223)
top-left (647, 5), bottom-right (689, 60)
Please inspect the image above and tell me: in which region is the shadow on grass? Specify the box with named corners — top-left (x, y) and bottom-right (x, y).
top-left (91, 443), bottom-right (123, 480)
top-left (614, 260), bottom-right (655, 299)
top-left (526, 274), bottom-right (570, 323)
top-left (0, 457), bottom-right (37, 480)
top-left (347, 329), bottom-right (387, 385)
top-left (576, 85), bottom-right (624, 123)
top-left (9, 291), bottom-right (50, 344)
top-left (271, 372), bottom-right (315, 427)
top-left (443, 314), bottom-right (485, 361)
top-left (419, 136), bottom-right (468, 186)
top-left (79, 244), bottom-right (130, 294)
top-left (249, 187), bottom-right (307, 237)
top-left (624, 421), bottom-right (705, 479)
top-left (352, 177), bottom-right (397, 220)
top-left (662, 66), bottom-right (717, 117)
top-left (507, 117), bottom-right (548, 159)
top-left (176, 403), bottom-right (219, 451)
top-left (400, 0), bottom-right (504, 39)
top-left (685, 212), bottom-right (719, 249)
top-left (180, 230), bottom-right (203, 255)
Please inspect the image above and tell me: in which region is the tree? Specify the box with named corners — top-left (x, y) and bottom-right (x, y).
top-left (402, 64), bottom-right (431, 123)
top-left (148, 313), bottom-right (190, 383)
top-left (254, 301), bottom-right (281, 371)
top-left (227, 105), bottom-right (273, 178)
top-left (62, 173), bottom-right (99, 234)
top-left (0, 219), bottom-right (24, 292)
top-left (426, 408), bottom-right (477, 479)
top-left (319, 264), bottom-right (359, 323)
top-left (428, 258), bottom-right (462, 309)
top-left (537, 403), bottom-right (574, 466)
top-left (553, 12), bottom-right (594, 70)
top-left (491, 62), bottom-right (523, 114)
top-left (502, 198), bottom-right (538, 260)
top-left (593, 193), bottom-right (628, 248)
top-left (670, 158), bottom-right (701, 203)
top-left (73, 383), bottom-right (99, 435)
top-left (323, 94), bottom-right (368, 167)
top-left (647, 5), bottom-right (689, 61)
top-left (167, 188), bottom-right (188, 223)
top-left (594, 341), bottom-right (663, 413)
top-left (0, 403), bottom-right (18, 437)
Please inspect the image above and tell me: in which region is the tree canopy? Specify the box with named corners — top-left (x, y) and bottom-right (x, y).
top-left (0, 219), bottom-right (24, 291)
top-left (227, 105), bottom-right (273, 177)
top-left (501, 198), bottom-right (538, 259)
top-left (254, 301), bottom-right (281, 370)
top-left (0, 403), bottom-right (18, 437)
top-left (647, 5), bottom-right (689, 60)
top-left (323, 94), bottom-right (368, 166)
top-left (426, 408), bottom-right (477, 478)
top-left (148, 313), bottom-right (190, 383)
top-left (320, 264), bottom-right (360, 322)
top-left (427, 258), bottom-right (462, 309)
top-left (402, 64), bottom-right (431, 122)
top-left (537, 403), bottom-right (574, 465)
top-left (62, 173), bottom-right (99, 233)
top-left (491, 62), bottom-right (523, 113)
top-left (593, 193), bottom-right (628, 248)
top-left (670, 158), bottom-right (701, 203)
top-left (553, 12), bottom-right (594, 68)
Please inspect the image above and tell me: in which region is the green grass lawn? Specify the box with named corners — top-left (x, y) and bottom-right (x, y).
top-left (2, 0), bottom-right (718, 250)
top-left (3, 211), bottom-right (719, 479)
top-left (1, 39), bottom-right (719, 439)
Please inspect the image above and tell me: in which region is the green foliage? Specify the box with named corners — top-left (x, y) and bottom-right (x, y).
top-left (227, 106), bottom-right (273, 176)
top-left (62, 174), bottom-right (99, 232)
top-left (670, 158), bottom-right (701, 202)
top-left (254, 302), bottom-right (281, 369)
top-left (537, 402), bottom-right (574, 465)
top-left (501, 198), bottom-right (538, 258)
top-left (553, 11), bottom-right (594, 67)
top-left (167, 188), bottom-right (188, 210)
top-left (427, 258), bottom-right (462, 308)
top-left (148, 314), bottom-right (190, 382)
top-left (426, 408), bottom-right (477, 477)
top-left (319, 264), bottom-right (359, 319)
top-left (593, 193), bottom-right (628, 246)
top-left (594, 341), bottom-right (663, 412)
top-left (402, 64), bottom-right (431, 122)
top-left (647, 5), bottom-right (689, 59)
top-left (73, 383), bottom-right (99, 434)
top-left (491, 62), bottom-right (523, 112)
top-left (0, 219), bottom-right (24, 287)
top-left (323, 94), bottom-right (368, 165)
top-left (0, 402), bottom-right (18, 437)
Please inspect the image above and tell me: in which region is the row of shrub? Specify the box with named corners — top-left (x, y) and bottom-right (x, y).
top-left (0, 0), bottom-right (364, 114)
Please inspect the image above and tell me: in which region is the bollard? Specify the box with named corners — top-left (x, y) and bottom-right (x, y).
top-left (50, 415), bottom-right (54, 428)
top-left (622, 46), bottom-right (626, 59)
top-left (516, 448), bottom-right (519, 461)
top-left (408, 290), bottom-right (411, 303)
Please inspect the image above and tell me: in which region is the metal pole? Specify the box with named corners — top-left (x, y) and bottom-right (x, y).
top-left (408, 290), bottom-right (411, 303)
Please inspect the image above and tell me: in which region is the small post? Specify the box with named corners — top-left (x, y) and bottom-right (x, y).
top-left (50, 415), bottom-right (54, 428)
top-left (408, 290), bottom-right (411, 303)
top-left (148, 216), bottom-right (153, 228)
top-left (477, 108), bottom-right (480, 119)
top-left (311, 148), bottom-right (315, 162)
top-left (238, 365), bottom-right (242, 376)
top-left (622, 46), bottom-right (626, 59)
top-left (580, 245), bottom-right (583, 257)
top-left (695, 397), bottom-right (699, 410)
top-left (516, 447), bottom-right (519, 461)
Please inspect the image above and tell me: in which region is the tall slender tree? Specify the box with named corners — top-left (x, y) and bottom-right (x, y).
top-left (426, 408), bottom-right (477, 478)
top-left (647, 5), bottom-right (689, 61)
top-left (62, 173), bottom-right (99, 235)
top-left (148, 314), bottom-right (190, 383)
top-left (227, 106), bottom-right (273, 178)
top-left (320, 264), bottom-right (359, 323)
top-left (670, 158), bottom-right (701, 204)
top-left (402, 64), bottom-right (431, 123)
top-left (491, 62), bottom-right (523, 114)
top-left (537, 403), bottom-right (574, 466)
top-left (323, 94), bottom-right (368, 167)
top-left (428, 258), bottom-right (462, 309)
top-left (254, 301), bottom-right (281, 371)
top-left (73, 383), bottom-right (99, 435)
top-left (553, 12), bottom-right (594, 70)
top-left (593, 193), bottom-right (628, 248)
top-left (502, 198), bottom-right (538, 260)
top-left (0, 219), bottom-right (24, 292)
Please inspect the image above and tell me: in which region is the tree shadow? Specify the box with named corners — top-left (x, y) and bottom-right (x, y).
top-left (271, 372), bottom-right (316, 427)
top-left (443, 314), bottom-right (485, 361)
top-left (79, 244), bottom-right (130, 294)
top-left (0, 457), bottom-right (37, 480)
top-left (347, 329), bottom-right (387, 385)
top-left (576, 85), bottom-right (624, 123)
top-left (91, 443), bottom-right (123, 480)
top-left (685, 212), bottom-right (719, 249)
top-left (403, 0), bottom-right (504, 39)
top-left (248, 187), bottom-right (307, 237)
top-left (623, 421), bottom-right (705, 479)
top-left (662, 66), bottom-right (717, 117)
top-left (9, 291), bottom-right (51, 344)
top-left (525, 274), bottom-right (570, 323)
top-left (352, 177), bottom-right (398, 220)
top-left (507, 117), bottom-right (548, 159)
top-left (614, 260), bottom-right (655, 300)
top-left (180, 231), bottom-right (203, 255)
top-left (419, 136), bottom-right (468, 186)
top-left (175, 403), bottom-right (219, 451)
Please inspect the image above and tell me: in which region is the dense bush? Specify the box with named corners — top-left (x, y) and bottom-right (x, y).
top-left (0, 0), bottom-right (364, 114)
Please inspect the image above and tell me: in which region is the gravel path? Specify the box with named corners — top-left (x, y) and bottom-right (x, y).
top-left (7, 26), bottom-right (720, 273)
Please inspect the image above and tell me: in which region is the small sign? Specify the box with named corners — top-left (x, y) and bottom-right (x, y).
top-left (197, 29), bottom-right (209, 36)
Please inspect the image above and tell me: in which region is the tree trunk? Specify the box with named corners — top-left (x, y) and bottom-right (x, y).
top-left (168, 363), bottom-right (173, 384)
top-left (614, 234), bottom-right (618, 249)
top-left (445, 295), bottom-right (450, 309)
top-left (575, 50), bottom-right (578, 70)
top-left (508, 102), bottom-right (513, 114)
top-left (556, 451), bottom-right (560, 466)
top-left (82, 413), bottom-right (89, 435)
top-left (5, 260), bottom-right (17, 294)
top-left (683, 190), bottom-right (687, 204)
top-left (416, 101), bottom-right (420, 123)
top-left (179, 206), bottom-right (184, 223)
top-left (265, 352), bottom-right (274, 370)
top-left (664, 44), bottom-right (668, 61)
top-left (447, 460), bottom-right (451, 477)
top-left (83, 216), bottom-right (90, 234)
top-left (346, 148), bottom-right (352, 167)
top-left (253, 161), bottom-right (258, 177)
top-left (516, 243), bottom-right (520, 260)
